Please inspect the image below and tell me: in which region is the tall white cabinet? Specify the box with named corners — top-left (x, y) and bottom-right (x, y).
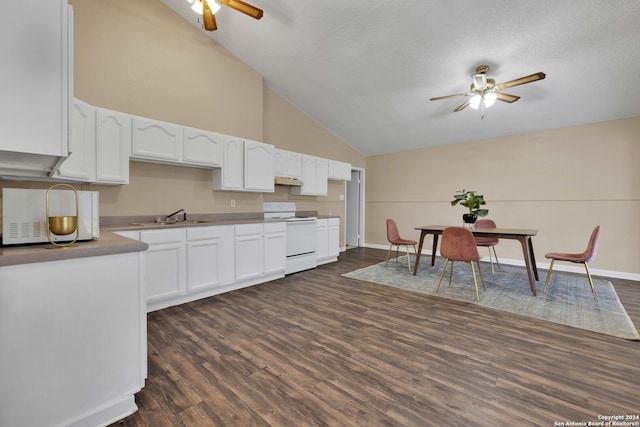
top-left (0, 0), bottom-right (72, 177)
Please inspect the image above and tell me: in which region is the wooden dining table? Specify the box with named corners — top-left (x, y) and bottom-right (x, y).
top-left (413, 225), bottom-right (540, 295)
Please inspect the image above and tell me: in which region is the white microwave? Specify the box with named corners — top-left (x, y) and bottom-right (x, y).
top-left (2, 188), bottom-right (100, 245)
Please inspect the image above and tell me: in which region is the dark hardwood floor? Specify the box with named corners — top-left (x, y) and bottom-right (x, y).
top-left (115, 247), bottom-right (640, 427)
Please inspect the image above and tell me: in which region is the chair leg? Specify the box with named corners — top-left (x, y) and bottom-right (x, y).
top-left (492, 246), bottom-right (501, 271)
top-left (470, 261), bottom-right (480, 301)
top-left (543, 259), bottom-right (555, 293)
top-left (487, 247), bottom-right (495, 273)
top-left (476, 260), bottom-right (486, 291)
top-left (584, 262), bottom-right (598, 303)
top-left (448, 260), bottom-right (454, 286)
top-left (384, 244), bottom-right (394, 267)
top-left (395, 245), bottom-right (399, 262)
top-left (405, 245), bottom-right (412, 272)
top-left (436, 259), bottom-right (450, 292)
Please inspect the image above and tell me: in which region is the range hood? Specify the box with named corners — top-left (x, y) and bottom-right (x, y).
top-left (274, 176), bottom-right (303, 187)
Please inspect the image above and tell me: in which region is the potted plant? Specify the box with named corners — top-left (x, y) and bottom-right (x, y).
top-left (450, 189), bottom-right (489, 225)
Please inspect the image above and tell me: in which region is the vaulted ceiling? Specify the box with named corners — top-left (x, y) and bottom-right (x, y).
top-left (160, 0), bottom-right (640, 156)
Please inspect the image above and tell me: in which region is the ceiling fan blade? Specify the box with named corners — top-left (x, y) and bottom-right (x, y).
top-left (219, 0), bottom-right (264, 20)
top-left (496, 72), bottom-right (546, 91)
top-left (496, 92), bottom-right (520, 103)
top-left (453, 100), bottom-right (471, 112)
top-left (202, 2), bottom-right (218, 31)
top-left (429, 93), bottom-right (471, 101)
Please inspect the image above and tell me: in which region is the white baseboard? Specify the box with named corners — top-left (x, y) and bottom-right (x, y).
top-left (363, 243), bottom-right (640, 281)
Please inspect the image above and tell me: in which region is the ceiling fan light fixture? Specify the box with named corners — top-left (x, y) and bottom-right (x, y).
top-left (469, 94), bottom-right (482, 110)
top-left (484, 91), bottom-right (497, 108)
top-left (190, 0), bottom-right (221, 15)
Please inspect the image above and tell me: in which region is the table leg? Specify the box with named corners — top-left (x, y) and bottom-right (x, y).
top-left (431, 234), bottom-right (439, 266)
top-left (527, 237), bottom-right (539, 281)
top-left (413, 230), bottom-right (427, 276)
top-left (518, 236), bottom-right (537, 296)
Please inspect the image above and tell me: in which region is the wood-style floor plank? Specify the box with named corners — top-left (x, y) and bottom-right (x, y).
top-left (114, 247), bottom-right (640, 427)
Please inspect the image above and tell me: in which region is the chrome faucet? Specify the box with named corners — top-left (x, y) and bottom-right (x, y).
top-left (165, 208), bottom-right (186, 222)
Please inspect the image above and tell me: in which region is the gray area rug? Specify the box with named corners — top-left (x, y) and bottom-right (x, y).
top-left (343, 256), bottom-right (640, 340)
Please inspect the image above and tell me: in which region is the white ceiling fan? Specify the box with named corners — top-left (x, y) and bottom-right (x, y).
top-left (186, 0), bottom-right (263, 31)
top-left (430, 65), bottom-right (546, 117)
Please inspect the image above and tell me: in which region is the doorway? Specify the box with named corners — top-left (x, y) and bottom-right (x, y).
top-left (345, 168), bottom-right (365, 248)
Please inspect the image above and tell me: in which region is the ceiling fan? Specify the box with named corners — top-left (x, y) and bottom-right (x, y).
top-left (430, 65), bottom-right (546, 115)
top-left (187, 0), bottom-right (263, 31)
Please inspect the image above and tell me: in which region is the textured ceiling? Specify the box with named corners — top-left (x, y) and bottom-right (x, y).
top-left (160, 0), bottom-right (640, 156)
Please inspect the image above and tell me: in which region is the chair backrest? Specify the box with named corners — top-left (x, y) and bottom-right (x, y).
top-left (474, 219), bottom-right (498, 245)
top-left (386, 219), bottom-right (401, 243)
top-left (440, 227), bottom-right (481, 262)
top-left (582, 225), bottom-right (600, 262)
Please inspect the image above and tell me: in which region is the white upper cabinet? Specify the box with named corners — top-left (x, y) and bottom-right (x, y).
top-left (131, 116), bottom-right (183, 163)
top-left (55, 100), bottom-right (129, 184)
top-left (0, 0), bottom-right (72, 178)
top-left (95, 107), bottom-right (131, 184)
top-left (328, 160), bottom-right (352, 181)
top-left (212, 137), bottom-right (274, 192)
top-left (273, 149), bottom-right (303, 180)
top-left (291, 155), bottom-right (328, 196)
top-left (182, 126), bottom-right (223, 167)
top-left (244, 139), bottom-right (275, 192)
top-left (130, 116), bottom-right (223, 168)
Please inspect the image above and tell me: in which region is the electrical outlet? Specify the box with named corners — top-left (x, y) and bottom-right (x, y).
top-left (339, 194), bottom-right (345, 201)
top-left (231, 200), bottom-right (235, 207)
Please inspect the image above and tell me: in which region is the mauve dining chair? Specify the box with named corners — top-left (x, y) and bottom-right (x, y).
top-left (543, 226), bottom-right (600, 302)
top-left (474, 219), bottom-right (500, 273)
top-left (436, 226), bottom-right (486, 301)
top-left (385, 219), bottom-right (418, 272)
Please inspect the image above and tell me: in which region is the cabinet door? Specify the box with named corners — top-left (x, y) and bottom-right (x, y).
top-left (140, 229), bottom-right (186, 304)
top-left (1, 0), bottom-right (70, 159)
top-left (131, 116), bottom-right (182, 162)
top-left (315, 157), bottom-right (329, 196)
top-left (316, 219), bottom-right (329, 261)
top-left (264, 222), bottom-right (286, 275)
top-left (235, 224), bottom-right (264, 281)
top-left (187, 238), bottom-right (222, 292)
top-left (328, 160), bottom-right (352, 181)
top-left (95, 108), bottom-right (130, 184)
top-left (222, 137), bottom-right (244, 189)
top-left (328, 218), bottom-right (340, 258)
top-left (183, 127), bottom-right (223, 166)
top-left (273, 149), bottom-right (288, 177)
top-left (56, 100), bottom-right (95, 181)
top-left (287, 152), bottom-right (303, 179)
top-left (291, 155), bottom-right (318, 195)
top-left (244, 140), bottom-right (274, 192)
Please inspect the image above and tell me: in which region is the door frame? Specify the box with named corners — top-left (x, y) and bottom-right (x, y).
top-left (345, 167), bottom-right (365, 247)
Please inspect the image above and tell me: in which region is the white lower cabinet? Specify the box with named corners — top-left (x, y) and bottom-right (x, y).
top-left (186, 225), bottom-right (234, 293)
top-left (235, 223), bottom-right (264, 282)
top-left (264, 221), bottom-right (287, 275)
top-left (140, 228), bottom-right (187, 306)
top-left (317, 217), bottom-right (340, 265)
top-left (116, 221), bottom-right (286, 312)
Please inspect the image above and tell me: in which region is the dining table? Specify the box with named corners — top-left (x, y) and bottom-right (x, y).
top-left (413, 225), bottom-right (540, 295)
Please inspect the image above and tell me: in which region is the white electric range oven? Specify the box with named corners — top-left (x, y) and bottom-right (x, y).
top-left (263, 202), bottom-right (317, 274)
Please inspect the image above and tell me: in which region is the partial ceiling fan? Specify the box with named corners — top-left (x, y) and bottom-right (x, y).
top-left (187, 0), bottom-right (263, 31)
top-left (430, 65), bottom-right (546, 116)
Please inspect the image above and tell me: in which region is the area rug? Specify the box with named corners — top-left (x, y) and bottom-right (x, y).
top-left (342, 256), bottom-right (640, 340)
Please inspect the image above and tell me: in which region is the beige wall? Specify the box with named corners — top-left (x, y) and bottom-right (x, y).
top-left (365, 116), bottom-right (640, 275)
top-left (0, 0), bottom-right (366, 245)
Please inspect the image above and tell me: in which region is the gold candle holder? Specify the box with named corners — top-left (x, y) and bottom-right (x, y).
top-left (46, 184), bottom-right (79, 248)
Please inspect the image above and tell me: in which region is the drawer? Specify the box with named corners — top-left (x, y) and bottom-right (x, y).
top-left (235, 223), bottom-right (263, 236)
top-left (140, 228), bottom-right (186, 244)
top-left (264, 222), bottom-right (286, 234)
top-left (186, 226), bottom-right (221, 241)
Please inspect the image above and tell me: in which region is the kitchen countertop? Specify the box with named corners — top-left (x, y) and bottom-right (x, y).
top-left (0, 211), bottom-right (338, 267)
